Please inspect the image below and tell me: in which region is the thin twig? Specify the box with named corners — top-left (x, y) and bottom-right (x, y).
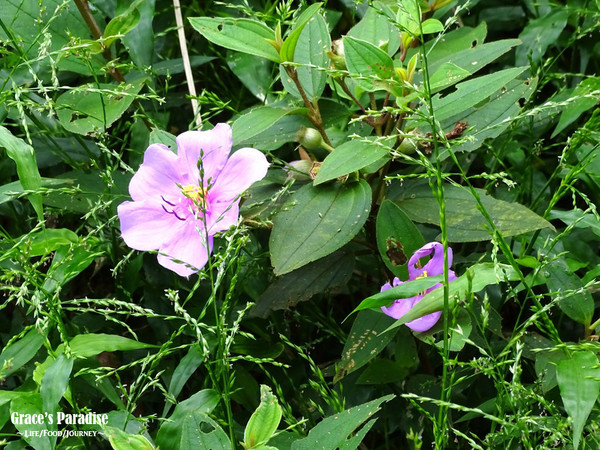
top-left (173, 0), bottom-right (202, 129)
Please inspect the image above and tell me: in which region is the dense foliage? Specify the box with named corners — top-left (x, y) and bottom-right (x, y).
top-left (1, 0), bottom-right (599, 449)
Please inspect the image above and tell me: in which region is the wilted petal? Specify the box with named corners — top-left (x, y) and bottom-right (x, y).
top-left (117, 200), bottom-right (176, 251)
top-left (128, 144), bottom-right (186, 202)
top-left (408, 241), bottom-right (452, 279)
top-left (176, 124), bottom-right (233, 185)
top-left (210, 147), bottom-right (269, 202)
top-left (157, 220), bottom-right (212, 276)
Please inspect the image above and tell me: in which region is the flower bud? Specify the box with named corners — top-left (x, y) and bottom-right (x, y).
top-left (296, 127), bottom-right (324, 150)
top-left (327, 39), bottom-right (346, 70)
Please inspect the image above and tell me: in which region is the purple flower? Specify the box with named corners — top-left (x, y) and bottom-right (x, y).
top-left (381, 242), bottom-right (457, 332)
top-left (117, 123), bottom-right (269, 277)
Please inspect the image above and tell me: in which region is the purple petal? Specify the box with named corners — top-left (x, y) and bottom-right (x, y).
top-left (381, 295), bottom-right (419, 320)
top-left (157, 220), bottom-right (213, 277)
top-left (129, 144), bottom-right (187, 202)
top-left (406, 311), bottom-right (442, 332)
top-left (176, 124), bottom-right (233, 186)
top-left (117, 200), bottom-right (177, 251)
top-left (210, 147), bottom-right (269, 203)
top-left (408, 242), bottom-right (453, 279)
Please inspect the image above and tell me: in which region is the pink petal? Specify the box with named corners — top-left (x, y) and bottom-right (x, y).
top-left (382, 296), bottom-right (418, 320)
top-left (117, 200), bottom-right (177, 251)
top-left (157, 219), bottom-right (212, 277)
top-left (128, 144), bottom-right (187, 202)
top-left (176, 124), bottom-right (233, 185)
top-left (210, 147), bottom-right (269, 202)
top-left (206, 200), bottom-right (240, 234)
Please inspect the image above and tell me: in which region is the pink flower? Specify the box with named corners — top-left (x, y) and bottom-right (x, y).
top-left (117, 124), bottom-right (269, 277)
top-left (381, 242), bottom-right (457, 332)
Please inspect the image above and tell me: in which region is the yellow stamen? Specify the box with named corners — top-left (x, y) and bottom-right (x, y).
top-left (416, 270), bottom-right (428, 280)
top-left (181, 185), bottom-right (206, 208)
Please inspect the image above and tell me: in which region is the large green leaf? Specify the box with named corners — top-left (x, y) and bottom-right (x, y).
top-left (232, 106), bottom-right (308, 145)
top-left (10, 394), bottom-right (52, 450)
top-left (431, 67), bottom-right (528, 122)
top-left (0, 328), bottom-right (46, 379)
top-left (556, 351), bottom-right (600, 450)
top-left (106, 426), bottom-right (154, 450)
top-left (348, 6), bottom-right (400, 56)
top-left (280, 3), bottom-right (323, 62)
top-left (40, 354), bottom-right (73, 415)
top-left (334, 310), bottom-right (397, 382)
top-left (384, 263), bottom-right (519, 333)
top-left (251, 251), bottom-right (354, 318)
top-left (438, 77), bottom-right (537, 158)
top-left (291, 395), bottom-right (394, 449)
top-left (0, 125), bottom-right (43, 220)
top-left (516, 9), bottom-right (569, 66)
top-left (270, 180), bottom-right (371, 275)
top-left (314, 138), bottom-right (390, 185)
top-left (280, 14), bottom-right (331, 101)
top-left (389, 181), bottom-right (552, 242)
top-left (342, 36), bottom-right (395, 92)
top-left (56, 80), bottom-right (145, 135)
top-left (375, 200), bottom-right (425, 278)
top-left (20, 228), bottom-right (79, 257)
top-left (189, 17), bottom-right (280, 62)
top-left (58, 334), bottom-right (156, 358)
top-left (552, 77), bottom-right (600, 137)
top-left (156, 389), bottom-right (230, 450)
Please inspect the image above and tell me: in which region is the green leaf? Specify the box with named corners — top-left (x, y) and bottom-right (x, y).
top-left (168, 345), bottom-right (205, 401)
top-left (156, 390), bottom-right (230, 450)
top-left (0, 125), bottom-right (43, 220)
top-left (0, 178), bottom-right (68, 207)
top-left (375, 200), bottom-right (425, 278)
top-left (353, 276), bottom-right (444, 313)
top-left (314, 138), bottom-right (390, 185)
top-left (58, 334), bottom-right (156, 358)
top-left (431, 67), bottom-right (528, 122)
top-left (280, 3), bottom-right (323, 62)
top-left (270, 180), bottom-right (371, 275)
top-left (0, 328), bottom-right (45, 379)
top-left (545, 260), bottom-right (594, 325)
top-left (228, 51), bottom-right (274, 102)
top-left (189, 17), bottom-right (280, 63)
top-left (556, 351), bottom-right (600, 450)
top-left (420, 18), bottom-right (444, 34)
top-left (106, 426), bottom-right (154, 450)
top-left (552, 76), bottom-right (600, 137)
top-left (389, 182), bottom-right (553, 242)
top-left (516, 9), bottom-right (569, 66)
top-left (233, 114), bottom-right (312, 151)
top-left (356, 359), bottom-right (408, 385)
top-left (56, 80), bottom-right (145, 135)
top-left (438, 77), bottom-right (537, 158)
top-left (342, 36), bottom-right (395, 92)
top-left (40, 354), bottom-right (73, 415)
top-left (40, 243), bottom-right (103, 294)
top-left (251, 250), bottom-right (354, 318)
top-left (232, 106), bottom-right (308, 145)
top-left (244, 385), bottom-right (282, 449)
top-left (281, 14), bottom-right (331, 101)
top-left (104, 7), bottom-right (141, 48)
top-left (423, 22), bottom-right (488, 65)
top-left (291, 395), bottom-right (394, 449)
top-left (334, 310), bottom-right (397, 382)
top-left (396, 0), bottom-right (421, 36)
top-left (10, 394), bottom-right (52, 450)
top-left (347, 6), bottom-right (400, 56)
top-left (20, 228), bottom-right (79, 257)
top-left (384, 263), bottom-right (519, 333)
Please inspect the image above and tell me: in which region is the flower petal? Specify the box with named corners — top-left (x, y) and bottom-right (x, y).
top-left (381, 296), bottom-right (419, 320)
top-left (408, 241), bottom-right (452, 279)
top-left (210, 147), bottom-right (269, 202)
top-left (117, 200), bottom-right (177, 251)
top-left (176, 124), bottom-right (233, 185)
top-left (406, 311), bottom-right (442, 332)
top-left (206, 200), bottom-right (240, 234)
top-left (129, 144), bottom-right (186, 202)
top-left (157, 220), bottom-right (212, 277)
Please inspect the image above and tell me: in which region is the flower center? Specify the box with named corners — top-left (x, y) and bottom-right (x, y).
top-left (416, 270), bottom-right (428, 279)
top-left (181, 184), bottom-right (206, 210)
